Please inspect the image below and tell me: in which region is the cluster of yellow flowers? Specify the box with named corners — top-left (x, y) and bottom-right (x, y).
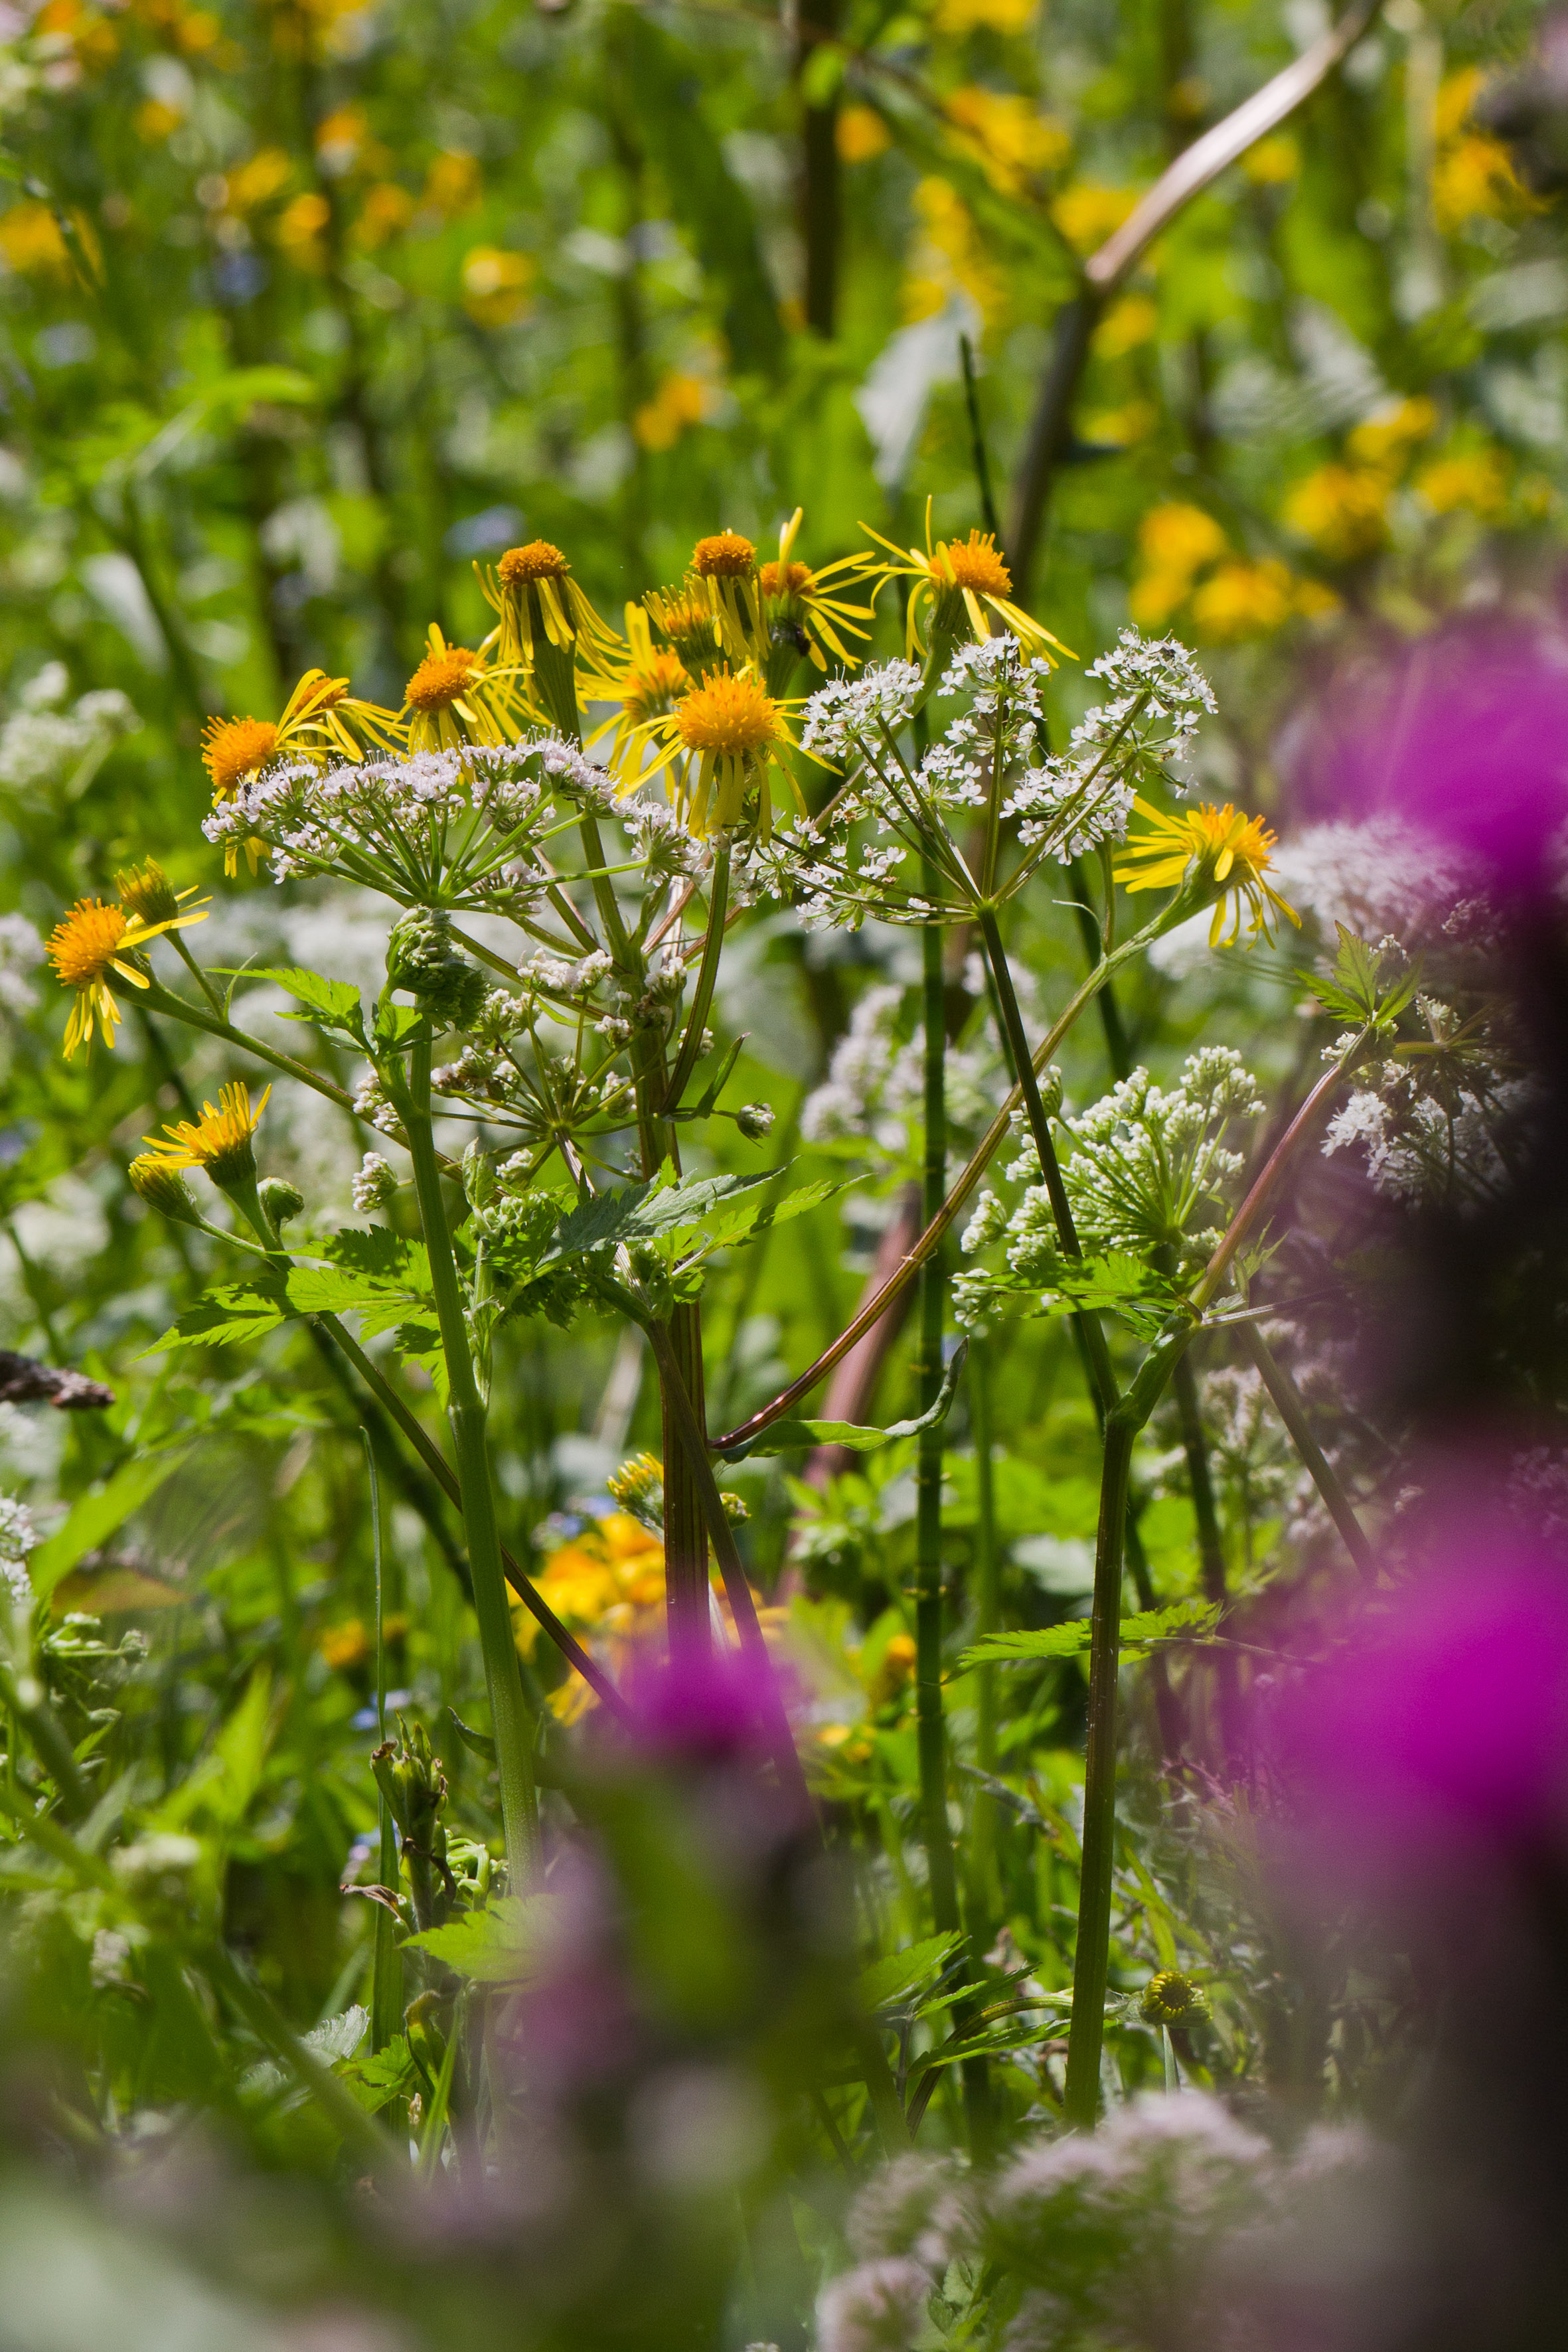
top-left (1283, 396), bottom-right (1516, 564)
top-left (1129, 505), bottom-right (1336, 643)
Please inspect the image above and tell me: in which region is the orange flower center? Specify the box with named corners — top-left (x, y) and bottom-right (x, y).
top-left (933, 530), bottom-right (1013, 598)
top-left (202, 716), bottom-right (279, 799)
top-left (676, 669), bottom-right (783, 759)
top-left (499, 539), bottom-right (570, 588)
top-left (759, 560), bottom-right (814, 600)
top-left (692, 531), bottom-right (756, 580)
top-left (405, 647), bottom-right (481, 712)
top-left (47, 898), bottom-right (129, 986)
top-left (622, 651), bottom-right (692, 724)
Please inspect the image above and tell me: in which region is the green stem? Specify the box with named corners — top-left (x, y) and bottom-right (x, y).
top-left (1240, 1322), bottom-right (1374, 1580)
top-left (661, 835), bottom-right (731, 1116)
top-left (362, 1432), bottom-right (403, 2055)
top-left (141, 980), bottom-right (358, 1117)
top-left (968, 1332), bottom-right (1000, 1922)
top-left (915, 911), bottom-right (958, 1941)
top-left (1172, 1349), bottom-right (1226, 1607)
top-left (397, 1030), bottom-right (540, 1888)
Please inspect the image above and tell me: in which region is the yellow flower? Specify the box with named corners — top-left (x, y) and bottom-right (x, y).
top-left (1432, 72), bottom-right (1539, 230)
top-left (1188, 558), bottom-right (1296, 641)
top-left (1115, 796), bottom-right (1300, 947)
top-left (202, 669), bottom-right (400, 874)
top-left (423, 150), bottom-right (481, 218)
top-left (1282, 462), bottom-right (1389, 562)
top-left (398, 623), bottom-right (525, 753)
top-left (669, 666), bottom-right (796, 835)
top-left (275, 189), bottom-right (331, 269)
top-left (461, 244), bottom-right (534, 327)
top-left (1415, 447), bottom-right (1508, 519)
top-left (933, 0), bottom-right (1038, 31)
top-left (0, 201), bottom-right (73, 281)
top-left (1137, 503), bottom-right (1227, 576)
top-left (1052, 181), bottom-right (1138, 256)
top-left (1346, 396), bottom-right (1437, 469)
top-left (476, 539), bottom-right (621, 692)
top-left (47, 890), bottom-right (209, 1059)
top-left (224, 148), bottom-right (293, 215)
top-left (633, 372), bottom-right (710, 451)
top-left (903, 175), bottom-right (1002, 323)
top-left (836, 105), bottom-right (892, 164)
top-left (945, 87), bottom-right (1071, 195)
top-left (352, 181), bottom-right (414, 250)
top-left (140, 1079), bottom-right (271, 1191)
top-left (1241, 132), bottom-right (1298, 185)
top-left (319, 1619), bottom-right (370, 1672)
top-left (515, 1512), bottom-right (667, 1684)
top-left (864, 504), bottom-right (1073, 666)
top-left (1092, 294), bottom-right (1158, 358)
top-left (692, 530), bottom-right (756, 580)
top-left (755, 507), bottom-right (876, 682)
top-left (587, 625), bottom-right (694, 785)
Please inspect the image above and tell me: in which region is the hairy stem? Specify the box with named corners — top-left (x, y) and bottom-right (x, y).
top-left (398, 1030), bottom-right (540, 1887)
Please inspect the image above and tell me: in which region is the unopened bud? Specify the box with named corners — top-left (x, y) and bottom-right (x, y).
top-left (463, 1139), bottom-right (497, 1210)
top-left (736, 1102), bottom-right (775, 1139)
top-left (128, 1154), bottom-right (202, 1228)
top-left (258, 1176), bottom-right (304, 1230)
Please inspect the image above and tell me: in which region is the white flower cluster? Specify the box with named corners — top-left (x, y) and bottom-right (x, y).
top-left (799, 660), bottom-right (922, 765)
top-left (0, 662), bottom-right (137, 796)
top-left (351, 1152), bottom-right (398, 1213)
top-left (802, 965), bottom-right (1035, 1170)
top-left (817, 2094), bottom-right (1385, 2352)
top-left (202, 737), bottom-right (609, 903)
top-left (0, 911), bottom-right (44, 1016)
top-left (0, 1491), bottom-right (37, 1607)
top-left (1322, 1074), bottom-right (1534, 1206)
top-left (1062, 1047), bottom-right (1265, 1260)
top-left (519, 946), bottom-right (614, 1002)
top-left (1081, 628), bottom-right (1215, 756)
top-left (1271, 814), bottom-right (1476, 957)
top-left (621, 794), bottom-right (706, 883)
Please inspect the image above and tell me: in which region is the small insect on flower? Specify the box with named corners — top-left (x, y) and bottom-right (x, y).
top-left (1115, 797), bottom-right (1300, 947)
top-left (669, 666), bottom-right (797, 837)
top-left (139, 1079), bottom-right (271, 1192)
top-left (864, 499), bottom-right (1073, 667)
top-left (755, 507), bottom-right (876, 689)
top-left (47, 885), bottom-right (210, 1059)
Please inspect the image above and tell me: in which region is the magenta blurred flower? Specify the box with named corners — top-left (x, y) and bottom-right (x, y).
top-left (617, 1642), bottom-right (797, 1769)
top-left (1270, 1535), bottom-right (1568, 1896)
top-left (1308, 626), bottom-right (1568, 899)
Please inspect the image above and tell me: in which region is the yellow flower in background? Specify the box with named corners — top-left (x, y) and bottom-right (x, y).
top-left (0, 201), bottom-right (74, 281)
top-left (202, 670), bottom-right (400, 874)
top-left (353, 181), bottom-right (414, 250)
top-left (1128, 503), bottom-right (1225, 627)
top-left (1188, 558), bottom-right (1295, 640)
top-left (634, 372), bottom-right (711, 451)
top-left (1093, 294), bottom-right (1158, 358)
top-left (141, 1080), bottom-right (271, 1190)
top-left (1241, 132), bottom-right (1298, 185)
top-left (48, 890), bottom-right (210, 1059)
top-left (933, 0), bottom-right (1038, 31)
top-left (945, 87), bottom-right (1071, 195)
top-left (1079, 400), bottom-right (1158, 450)
top-left (1282, 461), bottom-right (1389, 561)
top-left (1052, 182), bottom-right (1139, 256)
top-left (903, 176), bottom-right (1003, 323)
top-left (1415, 447), bottom-right (1509, 518)
top-left (275, 191), bottom-right (331, 270)
top-left (836, 105), bottom-right (892, 164)
top-left (224, 148), bottom-right (293, 215)
top-left (462, 245), bottom-right (534, 328)
top-left (1432, 68), bottom-right (1539, 230)
top-left (515, 1512), bottom-right (667, 1693)
top-left (1116, 797), bottom-right (1299, 947)
top-left (1346, 395), bottom-right (1437, 469)
top-left (423, 150), bottom-right (482, 218)
top-left (135, 98), bottom-right (183, 141)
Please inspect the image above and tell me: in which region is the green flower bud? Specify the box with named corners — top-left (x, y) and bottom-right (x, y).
top-left (386, 907), bottom-right (488, 1032)
top-left (463, 1140), bottom-right (497, 1211)
top-left (736, 1102), bottom-right (775, 1139)
top-left (1138, 1969), bottom-right (1210, 2028)
top-left (258, 1176), bottom-right (305, 1230)
top-left (128, 1154), bottom-right (202, 1228)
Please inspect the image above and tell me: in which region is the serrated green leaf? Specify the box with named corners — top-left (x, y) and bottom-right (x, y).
top-left (858, 1932), bottom-right (963, 2013)
top-left (402, 1895), bottom-right (556, 1983)
top-left (141, 1286), bottom-right (289, 1357)
top-left (958, 1598), bottom-right (1220, 1670)
top-left (216, 966), bottom-right (365, 1036)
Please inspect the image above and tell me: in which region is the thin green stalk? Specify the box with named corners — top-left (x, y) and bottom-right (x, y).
top-left (362, 1432), bottom-right (403, 2055)
top-left (915, 911), bottom-right (959, 1944)
top-left (1172, 1350), bottom-right (1226, 1607)
top-left (398, 1029), bottom-right (540, 1889)
top-left (141, 979), bottom-right (358, 1117)
top-left (1239, 1321), bottom-right (1374, 1579)
top-left (661, 834), bottom-right (731, 1115)
top-left (968, 1332), bottom-right (1000, 1922)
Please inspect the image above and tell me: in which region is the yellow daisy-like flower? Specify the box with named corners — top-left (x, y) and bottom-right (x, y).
top-left (475, 538), bottom-right (622, 704)
top-left (754, 506), bottom-right (876, 689)
top-left (47, 890), bottom-right (210, 1060)
top-left (668, 666), bottom-right (796, 836)
top-left (398, 623), bottom-right (526, 754)
top-left (864, 500), bottom-right (1072, 666)
top-left (1114, 796), bottom-right (1300, 947)
top-left (637, 584), bottom-right (725, 678)
top-left (139, 1079), bottom-right (272, 1192)
top-left (202, 668), bottom-right (402, 875)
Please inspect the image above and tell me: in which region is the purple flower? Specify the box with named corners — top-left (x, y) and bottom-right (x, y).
top-left (1267, 1533), bottom-right (1568, 1898)
top-left (1295, 625), bottom-right (1568, 901)
top-left (615, 1642), bottom-right (797, 1770)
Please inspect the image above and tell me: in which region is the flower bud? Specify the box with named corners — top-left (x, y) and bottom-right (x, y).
top-left (1138, 1969), bottom-right (1210, 2027)
top-left (736, 1102), bottom-right (775, 1139)
top-left (352, 1152), bottom-right (398, 1213)
top-left (258, 1176), bottom-right (304, 1230)
top-left (114, 856), bottom-right (181, 927)
top-left (463, 1139), bottom-right (497, 1210)
top-left (128, 1153), bottom-right (202, 1228)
